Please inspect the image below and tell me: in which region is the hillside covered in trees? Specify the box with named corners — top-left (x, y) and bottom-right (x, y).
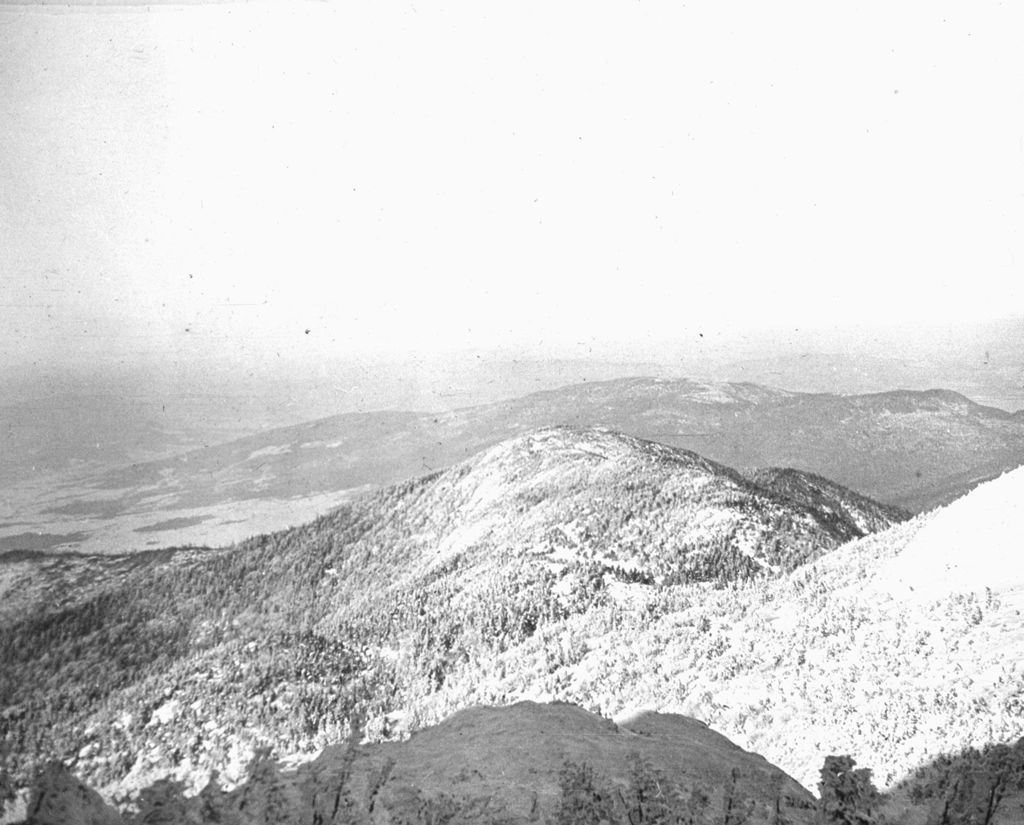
top-left (0, 427), bottom-right (905, 812)
top-left (3, 430), bottom-right (1022, 824)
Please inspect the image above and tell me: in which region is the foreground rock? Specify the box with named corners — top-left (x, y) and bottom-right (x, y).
top-left (20, 763), bottom-right (120, 825)
top-left (13, 702), bottom-right (816, 824)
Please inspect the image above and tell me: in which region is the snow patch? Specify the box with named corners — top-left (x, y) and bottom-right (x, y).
top-left (147, 699), bottom-right (179, 727)
top-left (246, 444), bottom-right (292, 461)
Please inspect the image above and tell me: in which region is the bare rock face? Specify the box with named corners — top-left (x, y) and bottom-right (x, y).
top-left (23, 763), bottom-right (121, 825)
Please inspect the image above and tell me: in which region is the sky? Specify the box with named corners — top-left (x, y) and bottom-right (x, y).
top-left (1, 1), bottom-right (1022, 375)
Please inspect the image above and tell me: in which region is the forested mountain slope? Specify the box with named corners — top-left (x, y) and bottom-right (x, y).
top-left (745, 467), bottom-right (909, 535)
top-left (0, 427), bottom-right (902, 809)
top-left (9, 434), bottom-right (1024, 821)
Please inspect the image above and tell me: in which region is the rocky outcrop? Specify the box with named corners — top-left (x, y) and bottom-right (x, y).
top-left (23, 763), bottom-right (120, 825)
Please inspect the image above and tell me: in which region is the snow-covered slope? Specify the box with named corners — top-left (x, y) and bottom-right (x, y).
top-left (876, 466), bottom-right (1024, 602)
top-left (395, 468), bottom-right (1024, 805)
top-left (370, 426), bottom-right (899, 582)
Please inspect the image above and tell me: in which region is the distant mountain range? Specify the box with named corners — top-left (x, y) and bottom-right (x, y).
top-left (86, 378), bottom-right (1024, 515)
top-left (8, 376), bottom-right (1021, 562)
top-left (715, 349), bottom-right (1024, 413)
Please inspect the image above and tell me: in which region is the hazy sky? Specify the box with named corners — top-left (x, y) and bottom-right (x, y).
top-left (1, 1), bottom-right (1022, 373)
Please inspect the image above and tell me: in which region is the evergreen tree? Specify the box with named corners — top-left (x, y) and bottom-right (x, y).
top-left (720, 768), bottom-right (756, 825)
top-left (625, 753), bottom-right (672, 824)
top-left (555, 760), bottom-right (619, 825)
top-left (930, 742), bottom-right (1024, 825)
top-left (817, 755), bottom-right (880, 825)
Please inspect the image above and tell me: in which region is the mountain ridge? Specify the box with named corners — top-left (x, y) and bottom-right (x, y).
top-left (0, 426), bottom-right (904, 804)
top-left (6, 376), bottom-right (1022, 560)
top-left (88, 376), bottom-right (1024, 514)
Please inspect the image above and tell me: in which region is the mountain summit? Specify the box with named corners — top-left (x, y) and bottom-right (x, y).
top-left (368, 425), bottom-right (903, 582)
